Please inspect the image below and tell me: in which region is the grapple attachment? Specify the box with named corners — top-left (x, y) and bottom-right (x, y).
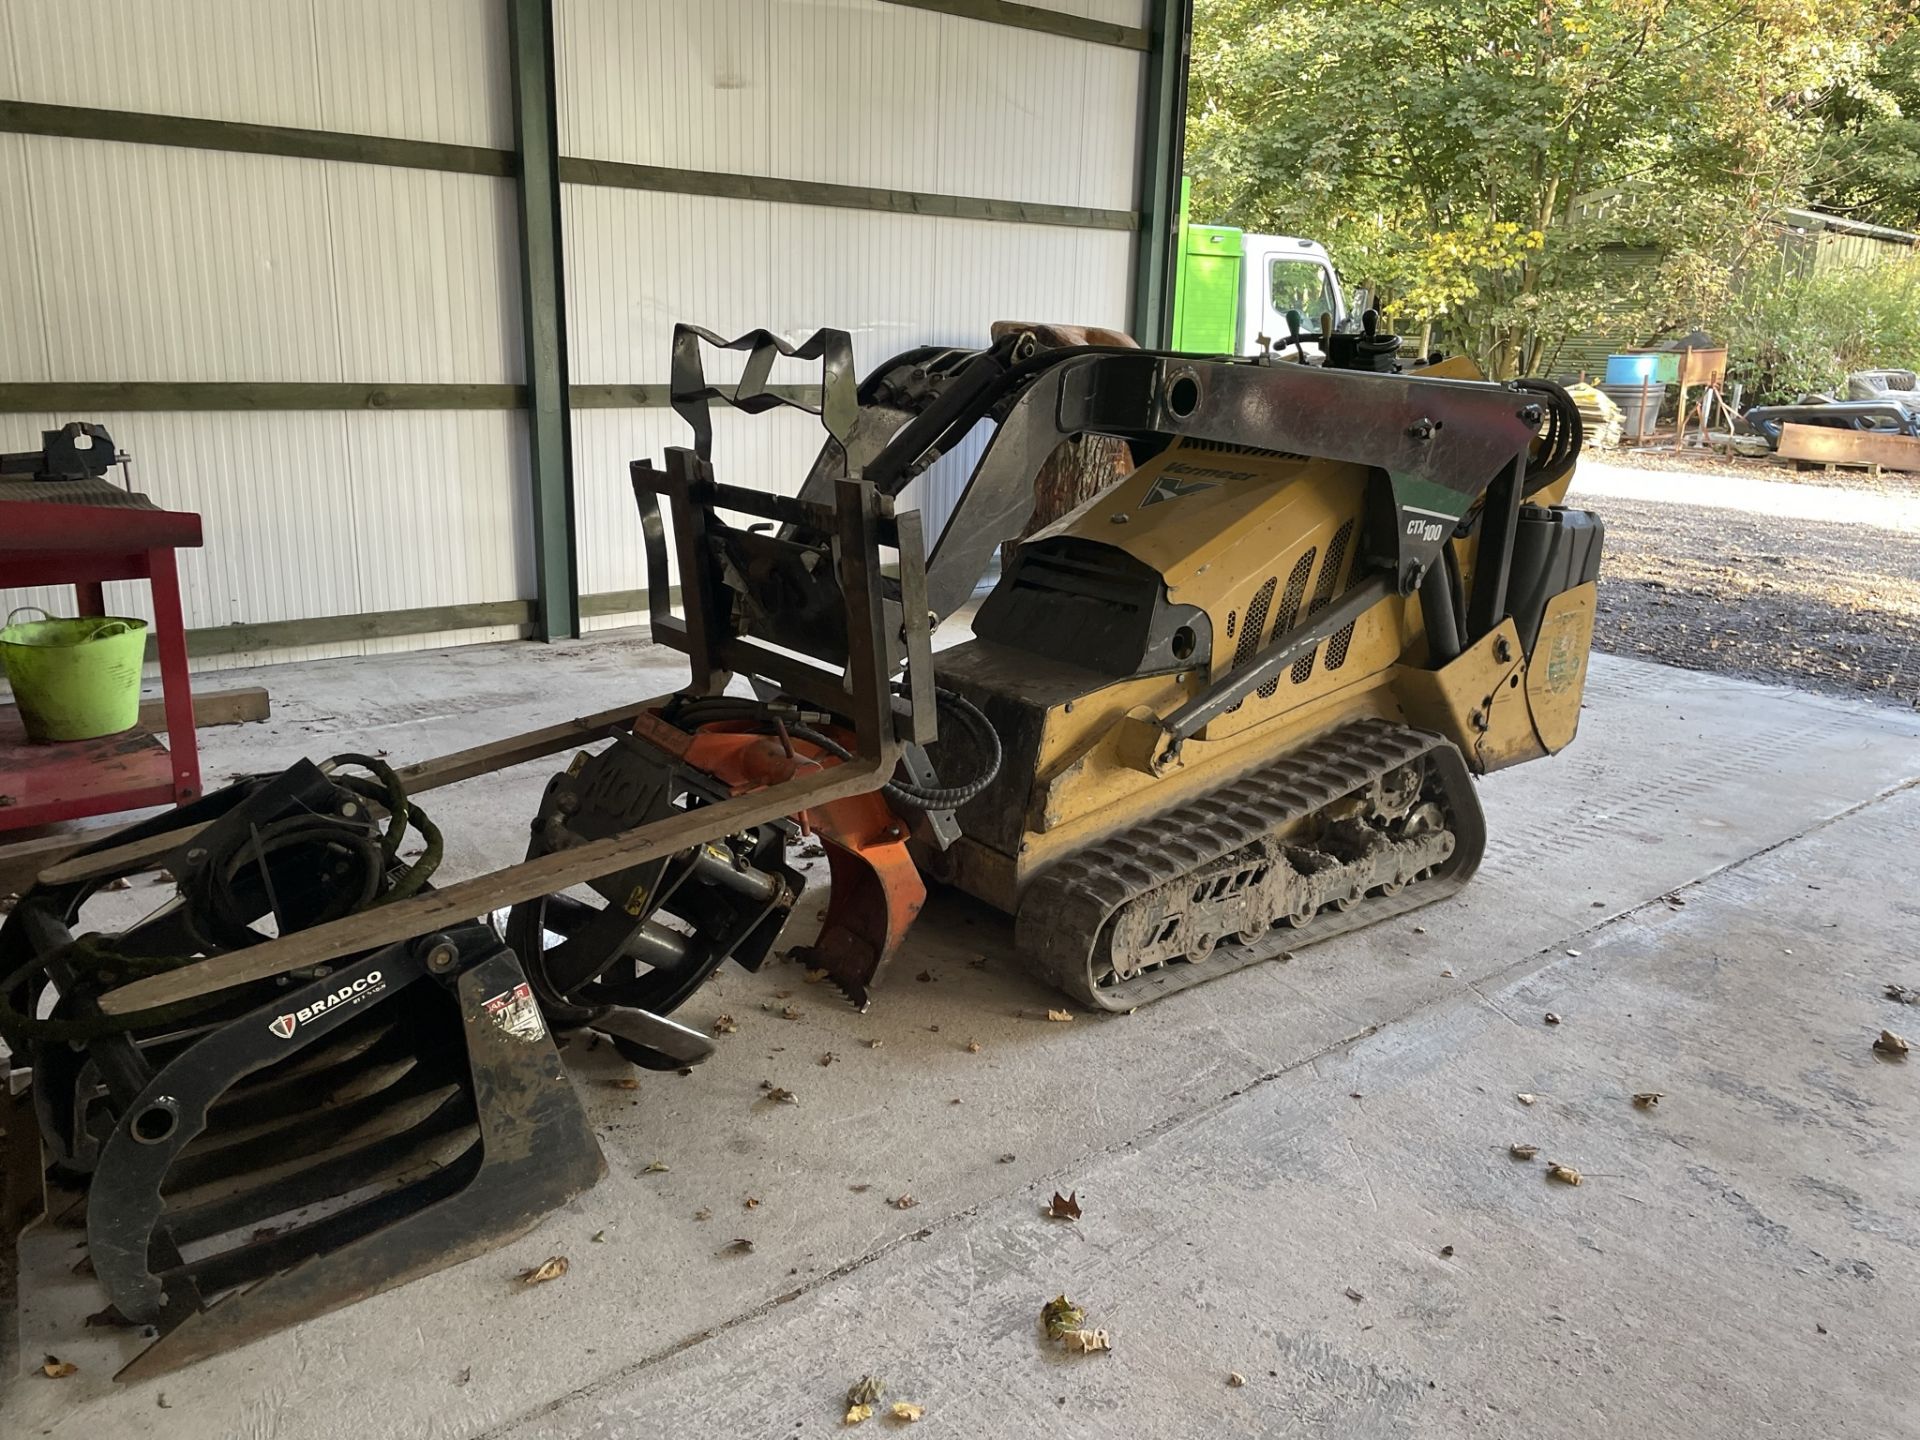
top-left (1, 766), bottom-right (604, 1381)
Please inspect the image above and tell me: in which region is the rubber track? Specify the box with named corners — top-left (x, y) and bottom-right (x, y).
top-left (1014, 719), bottom-right (1486, 1011)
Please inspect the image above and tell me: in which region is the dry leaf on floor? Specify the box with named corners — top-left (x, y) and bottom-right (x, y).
top-left (1510, 1143), bottom-right (1539, 1160)
top-left (891, 1193), bottom-right (917, 1210)
top-left (1041, 1295), bottom-right (1086, 1340)
top-left (889, 1402), bottom-right (925, 1422)
top-left (744, 1196), bottom-right (761, 1210)
top-left (591, 1230), bottom-right (607, 1243)
top-left (1440, 968), bottom-right (1455, 978)
top-left (866, 1039), bottom-right (884, 1049)
top-left (844, 1404), bottom-right (874, 1426)
top-left (1062, 1328), bottom-right (1111, 1354)
top-left (41, 1356), bottom-right (77, 1378)
top-left (518, 1255), bottom-right (568, 1285)
top-left (765, 1086), bottom-right (799, 1105)
top-left (1546, 1163), bottom-right (1583, 1186)
top-left (847, 1376), bottom-right (885, 1406)
top-left (642, 1160), bottom-right (669, 1173)
top-left (713, 1015), bottom-right (739, 1035)
top-left (1632, 1092), bottom-right (1663, 1109)
top-left (605, 1076), bottom-right (642, 1091)
top-left (723, 1237), bottom-right (756, 1255)
top-left (965, 1040), bottom-right (982, 1053)
top-left (1885, 983), bottom-right (1919, 1006)
top-left (804, 968), bottom-right (831, 984)
top-left (820, 1051), bottom-right (839, 1067)
top-left (1044, 1191), bottom-right (1082, 1221)
top-left (1873, 1029), bottom-right (1910, 1057)
top-left (1543, 1012), bottom-right (1562, 1025)
top-left (105, 876), bottom-right (133, 891)
top-left (998, 1153), bottom-right (1016, 1163)
top-left (1344, 1287), bottom-right (1364, 1302)
top-left (1516, 1093), bottom-right (1537, 1106)
top-left (1045, 1009), bottom-right (1074, 1023)
top-left (693, 1208), bottom-right (712, 1221)
top-left (1439, 1245), bottom-right (1455, 1258)
top-left (1228, 1372), bottom-right (1247, 1387)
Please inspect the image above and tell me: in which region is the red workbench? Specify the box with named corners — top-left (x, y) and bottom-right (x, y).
top-left (0, 478), bottom-right (203, 829)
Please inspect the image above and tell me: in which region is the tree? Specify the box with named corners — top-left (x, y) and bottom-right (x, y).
top-left (1187, 0), bottom-right (1900, 377)
top-left (1807, 21), bottom-right (1920, 231)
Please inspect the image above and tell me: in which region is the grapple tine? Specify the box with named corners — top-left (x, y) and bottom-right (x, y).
top-left (67, 928), bottom-right (602, 1381)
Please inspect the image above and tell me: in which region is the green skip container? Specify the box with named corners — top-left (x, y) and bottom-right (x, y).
top-left (1, 606), bottom-right (148, 742)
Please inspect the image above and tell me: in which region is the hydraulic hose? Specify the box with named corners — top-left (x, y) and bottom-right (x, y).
top-left (1515, 377), bottom-right (1584, 494)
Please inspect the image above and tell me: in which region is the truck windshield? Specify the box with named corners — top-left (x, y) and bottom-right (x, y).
top-left (1269, 258), bottom-right (1336, 323)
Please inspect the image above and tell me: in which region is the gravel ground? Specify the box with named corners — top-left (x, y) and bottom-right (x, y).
top-left (1601, 442), bottom-right (1920, 494)
top-left (1569, 456), bottom-right (1920, 709)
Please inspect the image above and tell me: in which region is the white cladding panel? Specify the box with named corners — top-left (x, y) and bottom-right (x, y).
top-left (0, 410), bottom-right (533, 670)
top-left (0, 0), bottom-right (512, 147)
top-left (557, 0), bottom-right (1142, 211)
top-left (560, 194), bottom-right (1136, 388)
top-left (2, 136), bottom-right (522, 386)
top-left (564, 184), bottom-right (1132, 594)
top-left (3, 0), bottom-right (1146, 658)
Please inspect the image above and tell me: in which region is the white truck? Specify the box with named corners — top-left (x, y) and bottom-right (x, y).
top-left (1171, 219), bottom-right (1349, 357)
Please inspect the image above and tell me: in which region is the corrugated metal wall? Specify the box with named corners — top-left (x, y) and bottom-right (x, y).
top-left (0, 0), bottom-right (528, 668)
top-left (3, 0), bottom-right (1152, 659)
top-left (560, 0), bottom-right (1143, 627)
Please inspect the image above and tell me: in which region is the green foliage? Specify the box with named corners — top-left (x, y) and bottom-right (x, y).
top-left (1808, 22), bottom-right (1920, 231)
top-left (1719, 256), bottom-right (1920, 404)
top-left (1188, 0), bottom-right (1906, 377)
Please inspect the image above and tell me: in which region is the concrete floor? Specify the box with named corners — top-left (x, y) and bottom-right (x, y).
top-left (4, 633), bottom-right (1920, 1438)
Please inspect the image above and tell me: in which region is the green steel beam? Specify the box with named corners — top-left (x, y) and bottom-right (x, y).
top-left (875, 0), bottom-right (1148, 50)
top-left (507, 0), bottom-right (579, 642)
top-left (0, 382), bottom-right (833, 413)
top-left (558, 155), bottom-right (1132, 231)
top-left (0, 99), bottom-right (513, 176)
top-left (0, 382), bottom-right (522, 412)
top-left (0, 100), bottom-right (1135, 233)
top-left (1130, 0), bottom-right (1193, 346)
top-left (144, 591), bottom-right (678, 662)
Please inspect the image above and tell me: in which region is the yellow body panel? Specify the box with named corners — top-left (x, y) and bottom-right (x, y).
top-left (1526, 582), bottom-right (1598, 752)
top-left (937, 428), bottom-right (1599, 914)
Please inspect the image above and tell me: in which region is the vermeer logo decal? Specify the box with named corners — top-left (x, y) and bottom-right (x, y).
top-left (1139, 460), bottom-right (1256, 508)
top-left (267, 971), bottom-right (386, 1039)
top-left (1141, 474), bottom-right (1220, 507)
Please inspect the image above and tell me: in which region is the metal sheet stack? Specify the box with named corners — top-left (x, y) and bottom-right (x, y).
top-left (1566, 382), bottom-right (1625, 447)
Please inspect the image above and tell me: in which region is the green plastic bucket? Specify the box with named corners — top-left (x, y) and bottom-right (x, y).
top-left (1, 606), bottom-right (148, 742)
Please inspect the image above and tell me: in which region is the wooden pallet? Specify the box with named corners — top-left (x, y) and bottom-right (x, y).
top-left (1777, 423), bottom-right (1920, 475)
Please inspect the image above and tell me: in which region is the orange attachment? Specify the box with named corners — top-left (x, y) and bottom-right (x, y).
top-left (628, 710), bottom-right (924, 1008)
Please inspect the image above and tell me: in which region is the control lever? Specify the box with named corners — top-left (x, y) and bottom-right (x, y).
top-left (1284, 308), bottom-right (1308, 364)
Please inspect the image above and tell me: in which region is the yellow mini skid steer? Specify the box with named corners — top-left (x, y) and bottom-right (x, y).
top-left (1, 317), bottom-right (1596, 1376)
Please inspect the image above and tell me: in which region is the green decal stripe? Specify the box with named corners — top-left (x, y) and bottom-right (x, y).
top-left (1390, 472), bottom-right (1475, 517)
